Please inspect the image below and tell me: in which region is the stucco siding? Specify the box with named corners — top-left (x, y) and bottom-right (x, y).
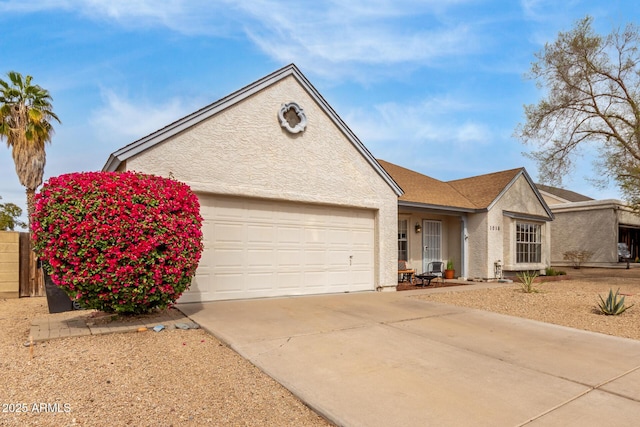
top-left (467, 213), bottom-right (488, 278)
top-left (124, 75), bottom-right (398, 290)
top-left (485, 175), bottom-right (550, 275)
top-left (618, 208), bottom-right (640, 227)
top-left (540, 192), bottom-right (567, 206)
top-left (550, 208), bottom-right (617, 264)
top-left (496, 175), bottom-right (549, 217)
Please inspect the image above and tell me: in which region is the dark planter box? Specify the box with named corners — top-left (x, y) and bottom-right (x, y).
top-left (44, 271), bottom-right (73, 313)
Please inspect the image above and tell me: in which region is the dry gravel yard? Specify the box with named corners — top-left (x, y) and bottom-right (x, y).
top-left (0, 298), bottom-right (331, 427)
top-left (415, 267), bottom-right (640, 341)
top-left (2, 268), bottom-right (639, 426)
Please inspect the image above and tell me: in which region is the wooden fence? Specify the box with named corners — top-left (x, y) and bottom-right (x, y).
top-left (0, 231), bottom-right (20, 298)
top-left (19, 232), bottom-right (44, 297)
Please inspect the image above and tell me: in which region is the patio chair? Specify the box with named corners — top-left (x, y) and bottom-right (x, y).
top-left (398, 260), bottom-right (415, 284)
top-left (427, 261), bottom-right (444, 284)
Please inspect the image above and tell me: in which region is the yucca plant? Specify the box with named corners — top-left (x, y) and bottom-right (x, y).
top-left (517, 270), bottom-right (539, 293)
top-left (597, 288), bottom-right (634, 316)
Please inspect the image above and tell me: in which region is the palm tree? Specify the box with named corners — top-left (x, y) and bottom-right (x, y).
top-left (0, 71), bottom-right (60, 227)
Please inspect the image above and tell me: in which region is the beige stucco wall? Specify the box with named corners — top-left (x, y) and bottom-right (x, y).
top-left (469, 174), bottom-right (551, 278)
top-left (618, 207), bottom-right (640, 227)
top-left (398, 211), bottom-right (461, 275)
top-left (550, 207), bottom-right (618, 264)
top-left (467, 212), bottom-right (488, 278)
top-left (539, 191), bottom-right (567, 206)
top-left (0, 231), bottom-right (19, 298)
top-left (124, 75), bottom-right (399, 290)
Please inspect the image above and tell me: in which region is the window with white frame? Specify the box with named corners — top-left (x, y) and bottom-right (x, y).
top-left (516, 222), bottom-right (541, 263)
top-left (398, 220), bottom-right (408, 261)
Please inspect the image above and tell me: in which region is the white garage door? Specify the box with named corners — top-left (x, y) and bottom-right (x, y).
top-left (181, 196), bottom-right (375, 302)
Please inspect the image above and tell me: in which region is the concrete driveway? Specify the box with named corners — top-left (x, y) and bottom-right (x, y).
top-left (178, 289), bottom-right (640, 426)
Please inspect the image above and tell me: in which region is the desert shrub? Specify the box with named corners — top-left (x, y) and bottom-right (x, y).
top-left (597, 288), bottom-right (634, 315)
top-left (545, 267), bottom-right (566, 276)
top-left (563, 250), bottom-right (593, 269)
top-left (32, 171), bottom-right (203, 314)
top-left (517, 270), bottom-right (539, 293)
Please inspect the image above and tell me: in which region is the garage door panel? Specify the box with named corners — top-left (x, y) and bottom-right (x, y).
top-left (213, 198), bottom-right (245, 220)
top-left (212, 249), bottom-right (244, 268)
top-left (184, 196), bottom-right (375, 301)
top-left (246, 273), bottom-right (274, 291)
top-left (328, 250), bottom-right (350, 267)
top-left (304, 271), bottom-right (328, 288)
top-left (305, 250), bottom-right (327, 266)
top-left (350, 252), bottom-right (373, 266)
top-left (352, 229), bottom-right (374, 245)
top-left (328, 271), bottom-right (349, 287)
top-left (277, 250), bottom-right (303, 267)
top-left (304, 227), bottom-right (326, 244)
top-left (247, 224), bottom-right (276, 243)
top-left (328, 229), bottom-right (350, 245)
top-left (277, 272), bottom-right (304, 290)
top-left (246, 249), bottom-right (275, 267)
top-left (278, 226), bottom-right (302, 243)
top-left (214, 223), bottom-right (245, 243)
top-left (215, 273), bottom-right (245, 292)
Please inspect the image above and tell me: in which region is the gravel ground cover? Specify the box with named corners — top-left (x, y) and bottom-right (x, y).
top-left (415, 267), bottom-right (640, 341)
top-left (2, 267), bottom-right (638, 426)
top-left (0, 298), bottom-right (331, 427)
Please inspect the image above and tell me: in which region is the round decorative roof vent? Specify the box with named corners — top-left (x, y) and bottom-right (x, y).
top-left (278, 102), bottom-right (307, 134)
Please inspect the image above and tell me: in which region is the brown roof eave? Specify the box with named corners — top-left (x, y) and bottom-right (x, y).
top-left (399, 200), bottom-right (478, 214)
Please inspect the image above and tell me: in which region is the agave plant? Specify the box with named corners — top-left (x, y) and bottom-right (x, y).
top-left (597, 288), bottom-right (634, 316)
top-left (517, 270), bottom-right (539, 293)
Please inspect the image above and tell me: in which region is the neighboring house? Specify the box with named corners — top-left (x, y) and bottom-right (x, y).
top-left (378, 160), bottom-right (554, 279)
top-left (536, 184), bottom-right (594, 205)
top-left (104, 64), bottom-right (402, 302)
top-left (537, 184), bottom-right (640, 265)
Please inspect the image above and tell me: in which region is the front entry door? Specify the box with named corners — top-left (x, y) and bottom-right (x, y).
top-left (422, 220), bottom-right (442, 273)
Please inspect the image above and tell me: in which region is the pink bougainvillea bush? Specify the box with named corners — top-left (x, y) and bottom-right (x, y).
top-left (32, 171), bottom-right (203, 314)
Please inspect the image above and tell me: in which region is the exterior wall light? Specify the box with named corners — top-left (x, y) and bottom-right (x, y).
top-left (415, 222), bottom-right (422, 233)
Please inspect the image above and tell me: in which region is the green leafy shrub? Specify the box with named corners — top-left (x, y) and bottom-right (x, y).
top-left (597, 288), bottom-right (634, 315)
top-left (32, 172), bottom-right (203, 314)
top-left (446, 259), bottom-right (454, 270)
top-left (517, 270), bottom-right (539, 293)
top-left (545, 267), bottom-right (566, 276)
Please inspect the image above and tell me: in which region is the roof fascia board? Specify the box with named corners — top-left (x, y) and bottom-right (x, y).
top-left (399, 200), bottom-right (476, 214)
top-left (551, 199), bottom-right (628, 213)
top-left (503, 210), bottom-right (553, 222)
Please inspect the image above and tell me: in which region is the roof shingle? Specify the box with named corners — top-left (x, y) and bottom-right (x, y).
top-left (378, 159), bottom-right (523, 210)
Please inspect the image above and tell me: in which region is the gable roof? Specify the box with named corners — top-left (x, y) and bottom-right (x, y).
top-left (379, 159), bottom-right (554, 219)
top-left (535, 184), bottom-right (593, 203)
top-left (377, 160), bottom-right (476, 211)
top-left (103, 64), bottom-right (402, 196)
top-left (448, 168), bottom-right (524, 209)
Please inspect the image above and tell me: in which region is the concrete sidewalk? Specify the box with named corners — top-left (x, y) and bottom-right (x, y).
top-left (178, 290), bottom-right (640, 427)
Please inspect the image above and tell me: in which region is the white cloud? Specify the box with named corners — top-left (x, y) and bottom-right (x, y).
top-left (89, 90), bottom-right (196, 142)
top-left (345, 95), bottom-right (493, 151)
top-left (0, 0), bottom-right (241, 36)
top-left (0, 0), bottom-right (484, 80)
top-left (235, 0), bottom-right (483, 78)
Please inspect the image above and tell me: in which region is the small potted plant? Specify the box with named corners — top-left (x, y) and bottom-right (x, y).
top-left (444, 259), bottom-right (455, 279)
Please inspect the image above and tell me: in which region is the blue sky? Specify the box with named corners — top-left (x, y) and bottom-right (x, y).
top-left (1, 0), bottom-right (638, 226)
